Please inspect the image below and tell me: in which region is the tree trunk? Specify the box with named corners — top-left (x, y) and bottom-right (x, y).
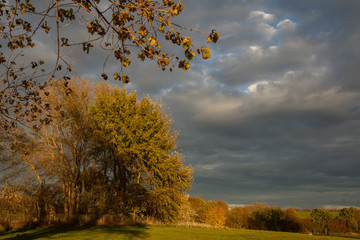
top-left (38, 183), bottom-right (46, 223)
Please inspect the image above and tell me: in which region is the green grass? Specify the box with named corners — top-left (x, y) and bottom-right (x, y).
top-left (296, 211), bottom-right (312, 218)
top-left (0, 225), bottom-right (357, 240)
top-left (297, 211), bottom-right (340, 218)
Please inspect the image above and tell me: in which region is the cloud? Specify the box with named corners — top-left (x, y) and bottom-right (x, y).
top-left (276, 19), bottom-right (296, 31)
top-left (249, 10), bottom-right (275, 22)
top-left (12, 0), bottom-right (360, 209)
top-left (115, 0), bottom-right (360, 209)
top-left (81, 0), bottom-right (360, 208)
top-left (159, 30), bottom-right (360, 207)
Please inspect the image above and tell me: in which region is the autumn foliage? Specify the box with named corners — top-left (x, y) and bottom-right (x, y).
top-left (185, 197), bottom-right (360, 236)
top-left (0, 79), bottom-right (192, 228)
top-left (0, 0), bottom-right (219, 131)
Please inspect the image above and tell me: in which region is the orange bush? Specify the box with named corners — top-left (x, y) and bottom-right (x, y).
top-left (226, 207), bottom-right (251, 228)
top-left (197, 201), bottom-right (228, 227)
top-left (328, 219), bottom-right (349, 234)
top-left (188, 197), bottom-right (206, 212)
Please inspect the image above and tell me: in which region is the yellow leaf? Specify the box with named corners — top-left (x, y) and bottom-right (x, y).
top-left (182, 37), bottom-right (191, 49)
top-left (183, 61), bottom-right (190, 71)
top-left (202, 47), bottom-right (211, 59)
top-left (212, 32), bottom-right (219, 43)
top-left (183, 37), bottom-right (191, 45)
top-left (207, 36), bottom-right (211, 44)
top-left (149, 37), bottom-right (157, 45)
top-left (159, 26), bottom-right (164, 33)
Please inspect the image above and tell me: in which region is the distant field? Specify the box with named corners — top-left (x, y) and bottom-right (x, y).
top-left (0, 225), bottom-right (356, 240)
top-left (296, 211), bottom-right (312, 218)
top-left (297, 211), bottom-right (340, 218)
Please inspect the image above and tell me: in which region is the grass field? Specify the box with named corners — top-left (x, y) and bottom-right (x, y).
top-left (0, 225), bottom-right (357, 240)
top-left (297, 211), bottom-right (340, 218)
top-left (296, 211), bottom-right (312, 218)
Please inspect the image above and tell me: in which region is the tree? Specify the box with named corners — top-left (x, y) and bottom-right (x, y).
top-left (90, 83), bottom-right (193, 222)
top-left (339, 207), bottom-right (359, 232)
top-left (35, 79), bottom-right (96, 217)
top-left (310, 208), bottom-right (333, 232)
top-left (0, 0), bottom-right (218, 128)
top-left (0, 79), bottom-right (96, 221)
top-left (0, 116), bottom-right (48, 221)
top-left (1, 79), bottom-right (192, 223)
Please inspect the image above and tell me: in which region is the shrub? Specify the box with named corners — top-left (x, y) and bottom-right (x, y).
top-left (178, 195), bottom-right (196, 222)
top-left (238, 206), bottom-right (304, 233)
top-left (0, 219), bottom-right (11, 232)
top-left (266, 207), bottom-right (284, 231)
top-left (328, 218), bottom-right (349, 234)
top-left (247, 204), bottom-right (271, 230)
top-left (188, 197), bottom-right (206, 212)
top-left (299, 217), bottom-right (323, 234)
top-left (226, 207), bottom-right (248, 228)
top-left (354, 209), bottom-right (360, 232)
top-left (281, 208), bottom-right (304, 233)
top-left (197, 201), bottom-right (228, 227)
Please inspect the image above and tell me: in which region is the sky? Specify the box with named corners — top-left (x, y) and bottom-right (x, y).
top-left (10, 0), bottom-right (360, 209)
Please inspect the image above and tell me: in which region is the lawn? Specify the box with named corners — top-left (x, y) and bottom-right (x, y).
top-left (0, 225), bottom-right (357, 240)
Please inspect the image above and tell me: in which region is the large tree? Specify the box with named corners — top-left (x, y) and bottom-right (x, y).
top-left (35, 79), bottom-right (95, 217)
top-left (0, 111), bottom-right (49, 221)
top-left (0, 0), bottom-right (218, 127)
top-left (1, 79), bottom-right (192, 222)
top-left (90, 83), bottom-right (193, 222)
top-left (0, 79), bottom-right (94, 220)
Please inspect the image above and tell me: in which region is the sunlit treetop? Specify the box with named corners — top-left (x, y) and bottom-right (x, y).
top-left (0, 0), bottom-right (219, 127)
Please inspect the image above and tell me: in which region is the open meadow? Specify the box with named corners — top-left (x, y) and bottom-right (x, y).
top-left (296, 211), bottom-right (340, 219)
top-left (0, 226), bottom-right (358, 240)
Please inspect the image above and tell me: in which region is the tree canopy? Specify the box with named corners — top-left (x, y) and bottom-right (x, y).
top-left (0, 79), bottom-right (193, 223)
top-left (0, 0), bottom-right (218, 127)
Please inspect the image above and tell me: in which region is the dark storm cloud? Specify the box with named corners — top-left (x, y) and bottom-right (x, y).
top-left (163, 78), bottom-right (360, 208)
top-left (141, 0), bottom-right (360, 208)
top-left (21, 0), bottom-right (360, 208)
top-left (157, 0), bottom-right (360, 207)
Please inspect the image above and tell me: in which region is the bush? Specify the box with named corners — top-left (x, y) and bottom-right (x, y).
top-left (299, 217), bottom-right (323, 234)
top-left (281, 208), bottom-right (304, 233)
top-left (226, 207), bottom-right (251, 229)
top-left (229, 205), bottom-right (304, 233)
top-left (197, 201), bottom-right (228, 227)
top-left (0, 219), bottom-right (11, 232)
top-left (188, 197), bottom-right (206, 212)
top-left (266, 207), bottom-right (284, 231)
top-left (354, 209), bottom-right (360, 232)
top-left (247, 204), bottom-right (271, 230)
top-left (328, 218), bottom-right (349, 234)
